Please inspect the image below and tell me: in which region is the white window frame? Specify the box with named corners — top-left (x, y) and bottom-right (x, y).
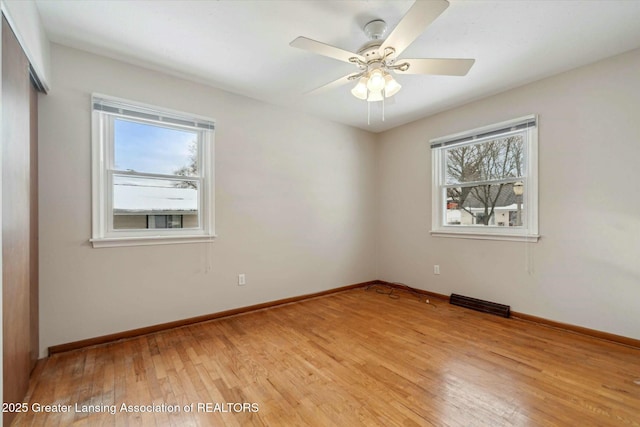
top-left (90, 94), bottom-right (216, 248)
top-left (430, 115), bottom-right (539, 242)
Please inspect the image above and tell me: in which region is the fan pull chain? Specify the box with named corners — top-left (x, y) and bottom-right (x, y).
top-left (382, 92), bottom-right (385, 121)
top-left (367, 101), bottom-right (371, 125)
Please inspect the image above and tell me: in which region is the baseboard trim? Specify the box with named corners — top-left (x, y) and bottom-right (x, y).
top-left (511, 311), bottom-right (640, 349)
top-left (48, 281), bottom-right (377, 356)
top-left (48, 279), bottom-right (640, 355)
top-left (376, 280), bottom-right (450, 301)
top-left (377, 281), bottom-right (639, 349)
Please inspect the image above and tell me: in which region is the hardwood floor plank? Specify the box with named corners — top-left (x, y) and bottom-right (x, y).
top-left (13, 288), bottom-right (640, 426)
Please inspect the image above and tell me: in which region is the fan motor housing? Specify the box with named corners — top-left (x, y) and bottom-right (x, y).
top-left (357, 42), bottom-right (387, 63)
top-left (357, 43), bottom-right (399, 67)
top-left (360, 19), bottom-right (388, 62)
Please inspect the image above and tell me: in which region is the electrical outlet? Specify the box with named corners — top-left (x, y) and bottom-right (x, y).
top-left (434, 265), bottom-right (440, 275)
top-left (238, 273), bottom-right (246, 286)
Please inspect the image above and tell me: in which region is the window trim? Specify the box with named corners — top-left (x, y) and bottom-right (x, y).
top-left (430, 115), bottom-right (539, 242)
top-left (90, 94), bottom-right (216, 248)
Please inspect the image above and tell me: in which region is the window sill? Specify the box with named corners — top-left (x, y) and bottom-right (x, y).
top-left (430, 230), bottom-right (539, 242)
top-left (90, 234), bottom-right (216, 248)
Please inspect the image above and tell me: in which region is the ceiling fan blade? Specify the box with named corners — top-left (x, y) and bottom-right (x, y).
top-left (395, 58), bottom-right (475, 76)
top-left (306, 73), bottom-right (358, 95)
top-left (290, 36), bottom-right (364, 64)
top-left (380, 0), bottom-right (449, 57)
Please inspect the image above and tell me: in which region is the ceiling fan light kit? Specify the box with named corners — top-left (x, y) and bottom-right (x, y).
top-left (384, 73), bottom-right (402, 97)
top-left (367, 68), bottom-right (385, 91)
top-left (350, 69), bottom-right (401, 102)
top-left (351, 78), bottom-right (368, 100)
top-left (290, 0), bottom-right (475, 123)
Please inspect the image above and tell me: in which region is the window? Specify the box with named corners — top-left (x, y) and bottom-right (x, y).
top-left (430, 115), bottom-right (539, 242)
top-left (91, 95), bottom-right (215, 247)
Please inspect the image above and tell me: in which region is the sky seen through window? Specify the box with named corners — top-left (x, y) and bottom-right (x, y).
top-left (114, 118), bottom-right (196, 178)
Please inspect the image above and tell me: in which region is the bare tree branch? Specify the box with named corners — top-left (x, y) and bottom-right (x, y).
top-left (173, 140), bottom-right (198, 189)
top-left (445, 135), bottom-right (524, 225)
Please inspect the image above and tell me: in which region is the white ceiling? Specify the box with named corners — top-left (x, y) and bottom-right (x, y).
top-left (35, 0), bottom-right (640, 133)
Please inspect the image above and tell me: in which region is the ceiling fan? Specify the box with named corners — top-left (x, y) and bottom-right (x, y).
top-left (290, 0), bottom-right (474, 104)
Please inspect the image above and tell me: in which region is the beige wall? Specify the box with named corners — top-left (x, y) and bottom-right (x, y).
top-left (38, 44), bottom-right (378, 356)
top-left (40, 42), bottom-right (640, 356)
top-left (377, 48), bottom-right (640, 340)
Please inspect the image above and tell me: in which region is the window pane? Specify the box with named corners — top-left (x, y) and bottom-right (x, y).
top-left (445, 183), bottom-right (525, 227)
top-left (147, 215), bottom-right (166, 229)
top-left (445, 134), bottom-right (524, 185)
top-left (114, 118), bottom-right (198, 176)
top-left (146, 215), bottom-right (184, 229)
top-left (168, 215), bottom-right (183, 228)
top-left (112, 175), bottom-right (199, 230)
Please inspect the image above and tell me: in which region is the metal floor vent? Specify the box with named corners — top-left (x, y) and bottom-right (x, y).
top-left (450, 294), bottom-right (511, 318)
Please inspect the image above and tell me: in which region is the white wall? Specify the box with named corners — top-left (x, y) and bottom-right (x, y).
top-left (39, 44), bottom-right (378, 356)
top-left (377, 48), bottom-right (640, 340)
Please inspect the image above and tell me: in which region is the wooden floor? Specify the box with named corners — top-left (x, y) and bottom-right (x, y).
top-left (13, 287), bottom-right (640, 426)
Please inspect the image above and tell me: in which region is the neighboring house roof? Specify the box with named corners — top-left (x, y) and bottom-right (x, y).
top-left (452, 183), bottom-right (523, 210)
top-left (113, 183), bottom-right (197, 215)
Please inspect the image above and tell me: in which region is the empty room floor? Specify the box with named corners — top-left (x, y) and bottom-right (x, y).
top-left (14, 287), bottom-right (640, 426)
